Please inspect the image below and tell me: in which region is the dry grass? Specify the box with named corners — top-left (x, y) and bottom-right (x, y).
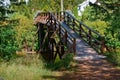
top-left (0, 55), bottom-right (57, 80)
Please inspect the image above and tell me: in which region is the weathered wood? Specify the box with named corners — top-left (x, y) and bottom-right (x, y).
top-left (73, 38), bottom-right (76, 54)
top-left (63, 11), bottom-right (109, 53)
top-left (34, 11), bottom-right (109, 62)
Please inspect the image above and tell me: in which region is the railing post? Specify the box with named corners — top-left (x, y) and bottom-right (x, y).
top-left (100, 37), bottom-right (105, 54)
top-left (67, 14), bottom-right (69, 26)
top-left (89, 30), bottom-right (92, 45)
top-left (79, 23), bottom-right (82, 37)
top-left (57, 12), bottom-right (58, 20)
top-left (59, 24), bottom-right (61, 40)
top-left (60, 12), bottom-right (62, 21)
top-left (63, 12), bottom-right (66, 22)
top-left (65, 31), bottom-right (67, 46)
top-left (45, 13), bottom-right (46, 19)
top-left (54, 19), bottom-right (56, 30)
top-left (44, 13), bottom-right (45, 19)
top-left (73, 38), bottom-right (76, 54)
top-left (72, 19), bottom-right (75, 31)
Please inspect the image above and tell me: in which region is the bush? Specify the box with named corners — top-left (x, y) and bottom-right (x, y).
top-left (0, 25), bottom-right (17, 60)
top-left (106, 49), bottom-right (120, 66)
top-left (45, 53), bottom-right (74, 70)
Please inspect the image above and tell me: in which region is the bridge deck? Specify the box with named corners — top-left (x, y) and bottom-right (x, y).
top-left (61, 22), bottom-right (106, 61)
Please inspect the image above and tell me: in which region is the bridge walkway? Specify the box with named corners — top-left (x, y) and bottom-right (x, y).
top-left (61, 21), bottom-right (106, 61)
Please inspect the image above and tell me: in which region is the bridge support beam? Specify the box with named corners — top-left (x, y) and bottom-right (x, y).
top-left (38, 23), bottom-right (44, 52)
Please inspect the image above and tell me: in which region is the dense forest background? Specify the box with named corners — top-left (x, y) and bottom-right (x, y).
top-left (0, 0), bottom-right (120, 65)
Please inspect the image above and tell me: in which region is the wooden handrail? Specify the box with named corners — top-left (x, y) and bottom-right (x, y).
top-left (64, 11), bottom-right (102, 37)
top-left (49, 12), bottom-right (76, 53)
top-left (62, 11), bottom-right (107, 53)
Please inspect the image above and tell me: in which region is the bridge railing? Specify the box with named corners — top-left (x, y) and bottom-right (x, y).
top-left (35, 11), bottom-right (109, 54)
top-left (49, 12), bottom-right (76, 53)
top-left (60, 11), bottom-right (108, 53)
top-left (36, 12), bottom-right (76, 53)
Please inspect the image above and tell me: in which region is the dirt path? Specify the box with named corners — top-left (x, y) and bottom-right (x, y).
top-left (59, 59), bottom-right (120, 80)
top-left (41, 23), bottom-right (120, 80)
top-left (55, 37), bottom-right (118, 80)
top-left (42, 59), bottom-right (120, 80)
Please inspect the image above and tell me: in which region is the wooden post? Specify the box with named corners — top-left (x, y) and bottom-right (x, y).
top-left (57, 12), bottom-right (58, 20)
top-left (79, 23), bottom-right (82, 37)
top-left (72, 19), bottom-right (75, 31)
top-left (38, 23), bottom-right (44, 52)
top-left (63, 12), bottom-right (66, 22)
top-left (67, 14), bottom-right (69, 26)
top-left (89, 30), bottom-right (92, 45)
top-left (44, 13), bottom-right (45, 20)
top-left (100, 37), bottom-right (105, 54)
top-left (65, 31), bottom-right (67, 46)
top-left (37, 24), bottom-right (40, 50)
top-left (59, 24), bottom-right (61, 40)
top-left (61, 44), bottom-right (65, 58)
top-left (60, 12), bottom-right (62, 21)
top-left (73, 38), bottom-right (76, 54)
top-left (51, 38), bottom-right (54, 62)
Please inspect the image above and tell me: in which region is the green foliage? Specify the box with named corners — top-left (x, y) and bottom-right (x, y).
top-left (0, 5), bottom-right (18, 60)
top-left (45, 53), bottom-right (74, 70)
top-left (10, 13), bottom-right (36, 50)
top-left (0, 25), bottom-right (17, 60)
top-left (0, 1), bottom-right (37, 60)
top-left (0, 56), bottom-right (55, 80)
top-left (77, 0), bottom-right (120, 65)
top-left (84, 20), bottom-right (108, 35)
top-left (106, 49), bottom-right (120, 66)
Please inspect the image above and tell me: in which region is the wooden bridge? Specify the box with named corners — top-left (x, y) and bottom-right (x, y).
top-left (34, 11), bottom-right (109, 62)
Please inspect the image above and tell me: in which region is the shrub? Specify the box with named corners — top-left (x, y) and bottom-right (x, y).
top-left (45, 53), bottom-right (74, 70)
top-left (0, 25), bottom-right (17, 60)
top-left (106, 49), bottom-right (120, 66)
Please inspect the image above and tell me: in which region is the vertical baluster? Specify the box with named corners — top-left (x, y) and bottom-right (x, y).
top-left (59, 24), bottom-right (61, 40)
top-left (65, 31), bottom-right (67, 46)
top-left (72, 19), bottom-right (75, 31)
top-left (41, 14), bottom-right (43, 21)
top-left (44, 13), bottom-right (45, 20)
top-left (79, 23), bottom-right (82, 37)
top-left (60, 12), bottom-right (62, 21)
top-left (100, 37), bottom-right (105, 54)
top-left (45, 13), bottom-right (46, 20)
top-left (89, 30), bottom-right (92, 45)
top-left (54, 19), bottom-right (56, 30)
top-left (73, 38), bottom-right (76, 54)
top-left (49, 12), bottom-right (50, 20)
top-left (46, 13), bottom-right (48, 19)
top-left (67, 14), bottom-right (69, 25)
top-left (63, 12), bottom-right (65, 21)
top-left (57, 12), bottom-right (58, 20)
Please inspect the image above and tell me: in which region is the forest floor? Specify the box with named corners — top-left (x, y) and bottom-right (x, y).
top-left (43, 59), bottom-right (120, 80)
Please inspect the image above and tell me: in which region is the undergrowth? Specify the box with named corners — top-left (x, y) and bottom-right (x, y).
top-left (45, 53), bottom-right (74, 70)
top-left (0, 55), bottom-right (56, 80)
top-left (106, 49), bottom-right (120, 66)
top-left (0, 53), bottom-right (74, 80)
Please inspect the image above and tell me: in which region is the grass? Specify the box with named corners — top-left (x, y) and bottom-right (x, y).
top-left (0, 55), bottom-right (57, 80)
top-left (0, 52), bottom-right (74, 80)
top-left (106, 48), bottom-right (120, 66)
top-left (45, 53), bottom-right (74, 70)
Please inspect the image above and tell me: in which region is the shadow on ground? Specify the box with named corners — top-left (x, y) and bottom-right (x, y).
top-left (42, 59), bottom-right (120, 80)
